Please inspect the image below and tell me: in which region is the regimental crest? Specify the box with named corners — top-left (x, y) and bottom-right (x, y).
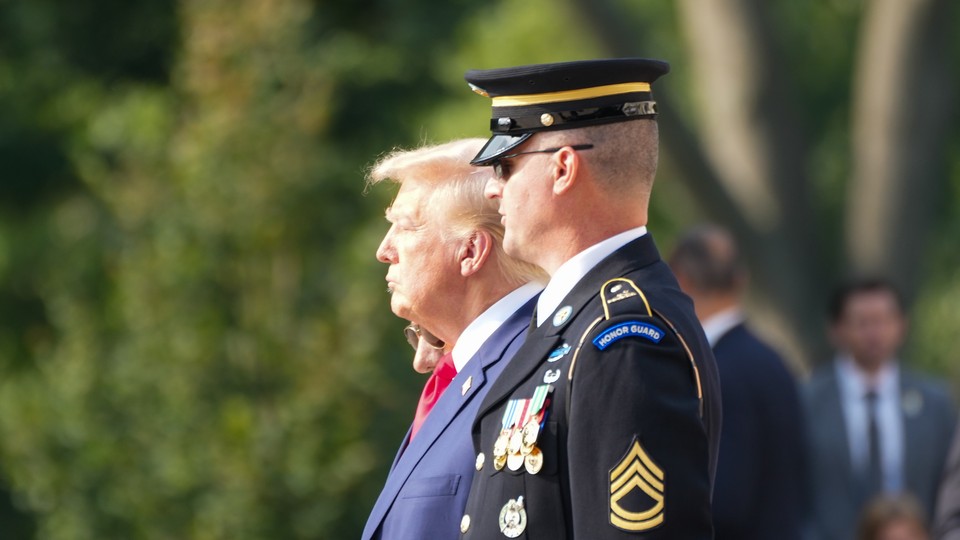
top-left (608, 435), bottom-right (665, 532)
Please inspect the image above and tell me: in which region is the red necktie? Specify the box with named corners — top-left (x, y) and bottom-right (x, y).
top-left (410, 353), bottom-right (456, 440)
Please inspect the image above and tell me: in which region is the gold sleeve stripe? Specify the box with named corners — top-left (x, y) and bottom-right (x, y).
top-left (491, 82), bottom-right (652, 107)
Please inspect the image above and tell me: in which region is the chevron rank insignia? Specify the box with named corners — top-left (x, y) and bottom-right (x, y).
top-left (608, 435), bottom-right (665, 532)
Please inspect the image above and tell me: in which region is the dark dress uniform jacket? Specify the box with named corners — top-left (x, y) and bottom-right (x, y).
top-left (460, 234), bottom-right (722, 539)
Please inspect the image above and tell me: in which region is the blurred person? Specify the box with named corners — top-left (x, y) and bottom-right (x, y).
top-left (805, 277), bottom-right (955, 540)
top-left (457, 58), bottom-right (722, 539)
top-left (361, 139), bottom-right (546, 540)
top-left (932, 420), bottom-right (960, 540)
top-left (669, 224), bottom-right (807, 540)
top-left (858, 494), bottom-right (930, 540)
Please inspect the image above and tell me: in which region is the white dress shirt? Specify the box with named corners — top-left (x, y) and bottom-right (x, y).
top-left (835, 356), bottom-right (904, 492)
top-left (536, 227), bottom-right (647, 327)
top-left (451, 282), bottom-right (544, 372)
top-left (700, 307), bottom-right (744, 347)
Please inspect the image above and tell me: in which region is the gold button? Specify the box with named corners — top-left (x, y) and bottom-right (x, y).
top-left (540, 113), bottom-right (555, 126)
top-left (460, 514), bottom-right (471, 533)
top-left (475, 452), bottom-right (485, 471)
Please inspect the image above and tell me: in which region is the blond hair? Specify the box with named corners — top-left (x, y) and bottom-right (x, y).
top-left (368, 138), bottom-right (546, 285)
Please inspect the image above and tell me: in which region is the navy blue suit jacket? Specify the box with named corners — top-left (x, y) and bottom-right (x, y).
top-left (362, 296), bottom-right (537, 540)
top-left (712, 323), bottom-right (806, 540)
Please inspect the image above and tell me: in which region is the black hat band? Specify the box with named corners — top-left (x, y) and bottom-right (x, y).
top-left (490, 100), bottom-right (657, 134)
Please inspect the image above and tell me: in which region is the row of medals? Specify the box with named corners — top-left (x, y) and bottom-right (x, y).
top-left (493, 411), bottom-right (545, 474)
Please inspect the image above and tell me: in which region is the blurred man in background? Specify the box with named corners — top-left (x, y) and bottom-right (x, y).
top-left (362, 138), bottom-right (546, 540)
top-left (669, 224), bottom-right (807, 540)
top-left (805, 278), bottom-right (955, 540)
top-left (930, 415), bottom-right (960, 539)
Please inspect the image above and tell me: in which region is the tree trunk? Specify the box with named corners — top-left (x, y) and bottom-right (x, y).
top-left (847, 0), bottom-right (956, 302)
top-left (570, 0), bottom-right (825, 366)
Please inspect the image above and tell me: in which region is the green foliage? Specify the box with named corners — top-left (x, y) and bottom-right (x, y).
top-left (0, 0), bottom-right (957, 538)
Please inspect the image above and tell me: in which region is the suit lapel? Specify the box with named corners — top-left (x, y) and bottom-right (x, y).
top-left (362, 298), bottom-right (535, 539)
top-left (821, 368), bottom-right (855, 493)
top-left (474, 235), bottom-right (663, 422)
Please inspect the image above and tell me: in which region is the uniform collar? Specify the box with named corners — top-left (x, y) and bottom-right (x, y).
top-left (536, 226), bottom-right (647, 327)
top-left (451, 282), bottom-right (544, 372)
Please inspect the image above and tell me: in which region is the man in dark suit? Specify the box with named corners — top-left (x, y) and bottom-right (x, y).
top-left (804, 278), bottom-right (955, 540)
top-left (669, 225), bottom-right (807, 540)
top-left (457, 59), bottom-right (722, 539)
top-left (362, 138), bottom-right (546, 540)
top-left (934, 421), bottom-right (960, 539)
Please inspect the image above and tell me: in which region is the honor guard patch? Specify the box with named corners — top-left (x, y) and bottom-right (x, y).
top-left (609, 435), bottom-right (665, 532)
top-left (593, 321), bottom-right (664, 350)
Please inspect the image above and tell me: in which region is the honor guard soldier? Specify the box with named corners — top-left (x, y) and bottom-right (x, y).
top-left (457, 59), bottom-right (722, 539)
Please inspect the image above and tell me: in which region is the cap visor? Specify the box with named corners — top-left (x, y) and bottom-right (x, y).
top-left (470, 133), bottom-right (532, 165)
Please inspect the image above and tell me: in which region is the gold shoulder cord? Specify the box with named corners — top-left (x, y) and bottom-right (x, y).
top-left (652, 309), bottom-right (704, 418)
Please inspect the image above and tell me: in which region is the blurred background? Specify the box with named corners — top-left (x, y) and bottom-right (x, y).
top-left (0, 0), bottom-right (958, 537)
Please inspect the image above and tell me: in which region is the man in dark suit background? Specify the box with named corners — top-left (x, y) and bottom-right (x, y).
top-left (804, 278), bottom-right (955, 540)
top-left (362, 138), bottom-right (546, 540)
top-left (669, 225), bottom-right (807, 540)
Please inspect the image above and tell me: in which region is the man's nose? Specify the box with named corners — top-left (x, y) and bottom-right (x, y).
top-left (484, 176), bottom-right (504, 200)
top-left (376, 227), bottom-right (396, 263)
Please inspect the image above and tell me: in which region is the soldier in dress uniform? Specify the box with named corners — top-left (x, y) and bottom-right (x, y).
top-left (455, 59), bottom-right (722, 539)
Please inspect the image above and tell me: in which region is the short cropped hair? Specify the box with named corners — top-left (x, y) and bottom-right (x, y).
top-left (668, 225), bottom-right (744, 294)
top-left (828, 276), bottom-right (905, 323)
top-left (543, 118), bottom-right (659, 195)
top-left (367, 138), bottom-right (546, 286)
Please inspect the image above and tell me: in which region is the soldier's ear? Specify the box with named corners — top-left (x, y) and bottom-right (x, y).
top-left (459, 229), bottom-right (493, 277)
top-left (551, 146), bottom-right (581, 196)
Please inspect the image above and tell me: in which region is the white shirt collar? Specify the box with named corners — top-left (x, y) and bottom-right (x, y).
top-left (701, 307), bottom-right (744, 347)
top-left (836, 354), bottom-right (900, 398)
top-left (451, 282), bottom-right (543, 372)
top-left (537, 226), bottom-right (647, 327)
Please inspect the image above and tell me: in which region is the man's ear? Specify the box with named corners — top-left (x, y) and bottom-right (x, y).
top-left (551, 146), bottom-right (581, 195)
top-left (459, 229), bottom-right (493, 277)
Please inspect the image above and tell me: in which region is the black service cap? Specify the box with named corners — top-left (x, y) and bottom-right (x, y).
top-left (465, 58), bottom-right (669, 165)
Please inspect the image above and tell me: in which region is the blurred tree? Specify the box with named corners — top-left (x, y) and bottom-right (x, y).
top-left (0, 0), bottom-right (958, 539)
top-left (567, 0), bottom-right (960, 365)
top-left (0, 0), bottom-right (486, 537)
